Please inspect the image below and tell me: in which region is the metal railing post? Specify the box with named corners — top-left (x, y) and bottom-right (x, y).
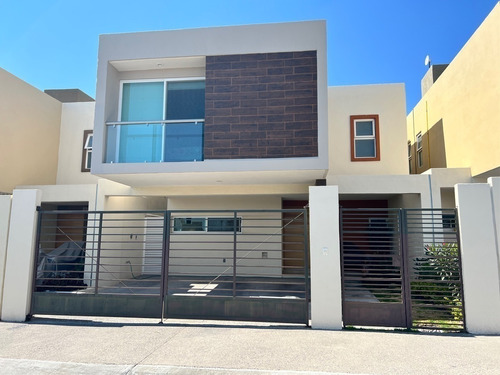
top-left (94, 212), bottom-right (104, 295)
top-left (454, 208), bottom-right (467, 331)
top-left (232, 211), bottom-right (237, 298)
top-left (400, 209), bottom-right (413, 329)
top-left (29, 207), bottom-right (44, 316)
top-left (160, 211), bottom-right (171, 323)
top-left (339, 207), bottom-right (346, 327)
top-left (303, 208), bottom-right (311, 325)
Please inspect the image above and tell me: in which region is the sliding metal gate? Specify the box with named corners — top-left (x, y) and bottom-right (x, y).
top-left (31, 209), bottom-right (309, 324)
top-left (341, 208), bottom-right (465, 331)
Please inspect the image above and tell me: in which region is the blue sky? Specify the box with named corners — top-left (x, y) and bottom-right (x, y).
top-left (0, 0), bottom-right (498, 112)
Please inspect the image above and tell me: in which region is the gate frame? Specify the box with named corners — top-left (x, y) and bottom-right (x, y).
top-left (30, 208), bottom-right (310, 325)
top-left (340, 207), bottom-right (465, 331)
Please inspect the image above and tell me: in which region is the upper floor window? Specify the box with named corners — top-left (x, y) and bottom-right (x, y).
top-left (106, 79), bottom-right (205, 164)
top-left (81, 130), bottom-right (93, 172)
top-left (408, 141), bottom-right (412, 173)
top-left (350, 115), bottom-right (380, 161)
top-left (416, 132), bottom-right (423, 168)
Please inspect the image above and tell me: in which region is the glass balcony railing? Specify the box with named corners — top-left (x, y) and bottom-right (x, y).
top-left (105, 120), bottom-right (204, 163)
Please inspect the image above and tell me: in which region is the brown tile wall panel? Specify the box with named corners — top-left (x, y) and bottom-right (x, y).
top-left (204, 51), bottom-right (318, 159)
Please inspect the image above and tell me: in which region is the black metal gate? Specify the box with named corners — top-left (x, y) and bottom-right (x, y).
top-left (31, 209), bottom-right (309, 324)
top-left (340, 208), bottom-right (465, 331)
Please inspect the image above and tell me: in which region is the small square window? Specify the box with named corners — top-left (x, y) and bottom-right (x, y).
top-left (350, 115), bottom-right (380, 161)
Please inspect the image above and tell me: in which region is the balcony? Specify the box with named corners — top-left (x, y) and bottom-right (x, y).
top-left (105, 120), bottom-right (204, 163)
top-left (104, 79), bottom-right (205, 164)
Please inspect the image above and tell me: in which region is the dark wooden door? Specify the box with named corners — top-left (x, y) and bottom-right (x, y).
top-left (282, 200), bottom-right (308, 275)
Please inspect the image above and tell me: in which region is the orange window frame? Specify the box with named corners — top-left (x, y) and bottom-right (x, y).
top-left (350, 114), bottom-right (380, 162)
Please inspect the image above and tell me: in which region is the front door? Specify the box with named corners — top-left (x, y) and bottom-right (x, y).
top-left (282, 200), bottom-right (308, 275)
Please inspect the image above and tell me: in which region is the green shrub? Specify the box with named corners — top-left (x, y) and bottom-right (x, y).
top-left (412, 243), bottom-right (463, 321)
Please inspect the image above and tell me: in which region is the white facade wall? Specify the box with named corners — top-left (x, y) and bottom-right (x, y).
top-left (423, 168), bottom-right (472, 209)
top-left (328, 168), bottom-right (472, 210)
top-left (309, 186), bottom-right (342, 329)
top-left (56, 102), bottom-right (99, 185)
top-left (489, 177), bottom-right (500, 263)
top-left (1, 190), bottom-right (41, 321)
top-left (92, 21), bottom-right (328, 186)
top-left (328, 84), bottom-right (407, 176)
top-left (455, 182), bottom-right (500, 334)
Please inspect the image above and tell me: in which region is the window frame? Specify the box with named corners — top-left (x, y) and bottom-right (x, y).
top-left (117, 77), bottom-right (206, 123)
top-left (172, 216), bottom-right (242, 234)
top-left (350, 114), bottom-right (380, 161)
top-left (416, 132), bottom-right (423, 168)
top-left (408, 141), bottom-right (412, 173)
top-left (81, 130), bottom-right (93, 172)
top-left (113, 77), bottom-right (205, 164)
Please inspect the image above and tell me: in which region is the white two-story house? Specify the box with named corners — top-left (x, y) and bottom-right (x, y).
top-left (4, 20), bottom-right (495, 334)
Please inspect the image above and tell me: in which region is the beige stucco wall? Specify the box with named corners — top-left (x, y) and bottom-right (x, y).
top-left (0, 68), bottom-right (62, 193)
top-left (56, 102), bottom-right (99, 185)
top-left (407, 3), bottom-right (500, 178)
top-left (167, 196), bottom-right (283, 277)
top-left (328, 83), bottom-right (408, 176)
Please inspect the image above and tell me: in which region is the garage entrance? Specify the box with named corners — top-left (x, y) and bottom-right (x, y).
top-left (31, 208), bottom-right (310, 324)
top-left (340, 208), bottom-right (465, 331)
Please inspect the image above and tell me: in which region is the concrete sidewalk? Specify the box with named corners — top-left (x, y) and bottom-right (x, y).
top-left (1, 316), bottom-right (500, 375)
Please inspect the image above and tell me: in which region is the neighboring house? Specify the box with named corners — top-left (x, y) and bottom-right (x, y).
top-left (1, 19), bottom-right (499, 334)
top-left (0, 68), bottom-right (97, 193)
top-left (407, 3), bottom-right (500, 181)
top-left (0, 68), bottom-right (62, 194)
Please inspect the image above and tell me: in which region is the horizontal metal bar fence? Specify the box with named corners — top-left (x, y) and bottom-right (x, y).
top-left (341, 209), bottom-right (404, 313)
top-left (32, 208), bottom-right (309, 321)
top-left (340, 207), bottom-right (464, 331)
top-left (405, 209), bottom-right (464, 331)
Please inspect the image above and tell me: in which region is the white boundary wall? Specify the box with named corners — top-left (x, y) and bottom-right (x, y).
top-left (1, 190), bottom-right (41, 321)
top-left (309, 186), bottom-right (342, 329)
top-left (455, 179), bottom-right (500, 334)
top-left (0, 195), bottom-right (12, 319)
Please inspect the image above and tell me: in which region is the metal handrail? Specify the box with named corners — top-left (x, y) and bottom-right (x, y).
top-left (106, 119), bottom-right (205, 126)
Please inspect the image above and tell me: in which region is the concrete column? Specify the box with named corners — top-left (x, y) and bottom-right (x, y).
top-left (455, 183), bottom-right (500, 334)
top-left (1, 189), bottom-right (41, 322)
top-left (488, 177), bottom-right (500, 263)
top-left (0, 195), bottom-right (12, 319)
top-left (309, 186), bottom-right (342, 329)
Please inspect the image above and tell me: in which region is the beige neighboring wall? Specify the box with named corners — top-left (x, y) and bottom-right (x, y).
top-left (0, 68), bottom-right (62, 193)
top-left (407, 3), bottom-right (500, 178)
top-left (56, 102), bottom-right (99, 185)
top-left (328, 84), bottom-right (408, 176)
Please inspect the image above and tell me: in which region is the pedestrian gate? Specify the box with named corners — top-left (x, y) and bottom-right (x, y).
top-left (31, 209), bottom-right (309, 324)
top-left (340, 208), bottom-right (465, 331)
